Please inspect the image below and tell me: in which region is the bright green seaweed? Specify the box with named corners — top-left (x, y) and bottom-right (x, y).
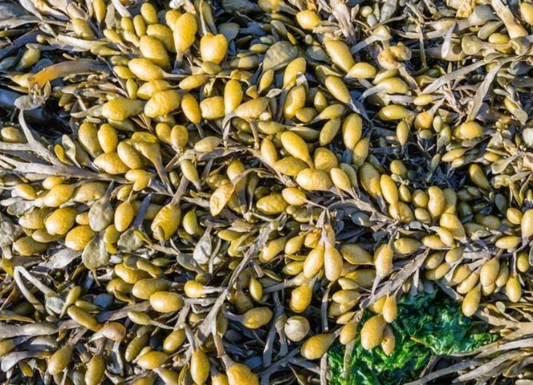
top-left (328, 290), bottom-right (497, 385)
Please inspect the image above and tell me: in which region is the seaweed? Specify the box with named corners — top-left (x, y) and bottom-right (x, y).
top-left (329, 290), bottom-right (497, 385)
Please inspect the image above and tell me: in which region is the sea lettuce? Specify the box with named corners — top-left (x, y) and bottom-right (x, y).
top-left (328, 290), bottom-right (497, 385)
